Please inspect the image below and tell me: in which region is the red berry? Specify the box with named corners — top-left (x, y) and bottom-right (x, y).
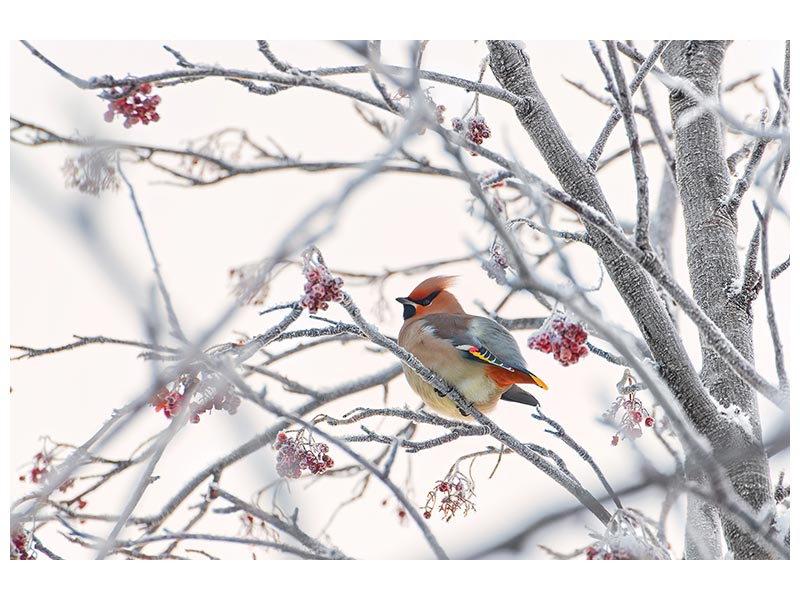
top-left (631, 411), bottom-right (643, 423)
top-left (644, 417), bottom-right (655, 427)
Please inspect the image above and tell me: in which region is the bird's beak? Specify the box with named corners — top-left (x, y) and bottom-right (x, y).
top-left (396, 297), bottom-right (414, 305)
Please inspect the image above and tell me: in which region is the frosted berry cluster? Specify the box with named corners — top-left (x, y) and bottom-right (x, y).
top-left (451, 115), bottom-right (491, 148)
top-left (151, 384), bottom-right (242, 424)
top-left (103, 83), bottom-right (161, 128)
top-left (528, 314), bottom-right (589, 366)
top-left (11, 527), bottom-right (34, 561)
top-left (188, 387), bottom-right (242, 424)
top-left (608, 396), bottom-right (655, 446)
top-left (585, 545), bottom-right (636, 560)
top-left (482, 247), bottom-right (509, 284)
top-left (603, 372), bottom-right (655, 446)
top-left (21, 449), bottom-right (53, 484)
top-left (18, 441), bottom-right (73, 488)
top-left (433, 103), bottom-right (446, 125)
top-left (274, 431), bottom-right (334, 479)
top-left (583, 511), bottom-right (670, 560)
top-left (151, 387), bottom-right (186, 419)
top-left (300, 265), bottom-right (344, 314)
top-left (422, 473), bottom-right (476, 522)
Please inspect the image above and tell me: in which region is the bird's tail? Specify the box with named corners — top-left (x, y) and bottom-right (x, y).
top-left (500, 384), bottom-right (540, 407)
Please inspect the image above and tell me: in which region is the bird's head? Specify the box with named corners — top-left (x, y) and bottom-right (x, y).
top-left (396, 275), bottom-right (465, 320)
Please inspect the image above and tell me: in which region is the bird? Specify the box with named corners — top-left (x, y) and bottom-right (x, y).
top-left (396, 275), bottom-right (547, 419)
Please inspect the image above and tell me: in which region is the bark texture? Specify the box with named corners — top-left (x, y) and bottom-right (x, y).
top-left (486, 40), bottom-right (773, 559)
top-left (486, 41), bottom-right (713, 424)
top-left (662, 40), bottom-right (771, 559)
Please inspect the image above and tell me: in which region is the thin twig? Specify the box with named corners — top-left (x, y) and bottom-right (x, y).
top-left (605, 41), bottom-right (651, 250)
top-left (588, 41), bottom-right (669, 168)
top-left (117, 160), bottom-right (186, 342)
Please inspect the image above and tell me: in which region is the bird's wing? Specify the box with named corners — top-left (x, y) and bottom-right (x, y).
top-left (420, 314), bottom-right (547, 389)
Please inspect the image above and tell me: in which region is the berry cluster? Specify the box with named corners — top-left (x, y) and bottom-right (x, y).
top-left (21, 450), bottom-right (52, 484)
top-left (451, 115), bottom-right (492, 151)
top-left (434, 104), bottom-right (446, 124)
top-left (151, 387), bottom-right (186, 419)
top-left (483, 247), bottom-right (509, 284)
top-left (583, 510), bottom-right (670, 560)
top-left (62, 150), bottom-right (119, 196)
top-left (604, 371), bottom-right (655, 446)
top-left (11, 527), bottom-right (34, 560)
top-left (151, 383), bottom-right (242, 424)
top-left (18, 440), bottom-right (71, 486)
top-left (528, 313), bottom-right (589, 366)
top-left (422, 473), bottom-right (476, 522)
top-left (274, 431), bottom-right (334, 479)
top-left (103, 83), bottom-right (161, 128)
top-left (300, 265), bottom-right (344, 314)
top-left (188, 386), bottom-right (242, 424)
top-left (585, 545), bottom-right (633, 560)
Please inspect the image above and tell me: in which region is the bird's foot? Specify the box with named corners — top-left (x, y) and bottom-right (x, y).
top-left (435, 385), bottom-right (455, 398)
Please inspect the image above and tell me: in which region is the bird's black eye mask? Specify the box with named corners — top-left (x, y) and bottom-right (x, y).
top-left (397, 290), bottom-right (440, 319)
top-left (417, 290), bottom-right (440, 307)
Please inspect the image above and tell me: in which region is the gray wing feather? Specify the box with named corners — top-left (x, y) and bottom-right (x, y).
top-left (419, 314), bottom-right (528, 370)
top-left (468, 316), bottom-right (528, 369)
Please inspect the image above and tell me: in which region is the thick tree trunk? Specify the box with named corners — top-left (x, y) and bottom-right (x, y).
top-left (486, 40), bottom-right (773, 558)
top-left (662, 40), bottom-right (772, 559)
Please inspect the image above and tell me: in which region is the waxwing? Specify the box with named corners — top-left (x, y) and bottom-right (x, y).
top-left (397, 276), bottom-right (547, 419)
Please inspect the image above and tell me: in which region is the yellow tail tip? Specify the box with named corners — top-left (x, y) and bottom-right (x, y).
top-left (530, 374), bottom-right (548, 390)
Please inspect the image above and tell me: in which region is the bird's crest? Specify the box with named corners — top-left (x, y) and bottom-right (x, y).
top-left (407, 275), bottom-right (457, 302)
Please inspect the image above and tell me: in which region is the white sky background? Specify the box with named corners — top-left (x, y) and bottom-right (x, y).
top-left (8, 38), bottom-right (790, 567)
